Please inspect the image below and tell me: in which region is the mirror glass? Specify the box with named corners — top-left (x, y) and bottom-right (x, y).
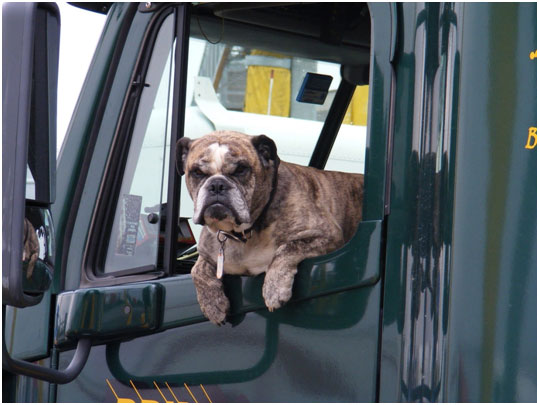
top-left (22, 206), bottom-right (54, 294)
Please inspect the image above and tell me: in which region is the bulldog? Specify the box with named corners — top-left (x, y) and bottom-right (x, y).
top-left (177, 130), bottom-right (363, 325)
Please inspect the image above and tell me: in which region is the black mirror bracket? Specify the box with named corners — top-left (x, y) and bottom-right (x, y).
top-left (2, 306), bottom-right (91, 384)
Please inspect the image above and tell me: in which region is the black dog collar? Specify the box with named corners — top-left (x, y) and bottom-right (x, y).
top-left (217, 229), bottom-right (253, 244)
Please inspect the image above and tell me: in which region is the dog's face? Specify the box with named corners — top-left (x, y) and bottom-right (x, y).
top-left (177, 131), bottom-right (279, 233)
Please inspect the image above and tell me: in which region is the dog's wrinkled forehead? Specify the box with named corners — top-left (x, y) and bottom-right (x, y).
top-left (195, 142), bottom-right (230, 173)
top-left (187, 132), bottom-right (258, 174)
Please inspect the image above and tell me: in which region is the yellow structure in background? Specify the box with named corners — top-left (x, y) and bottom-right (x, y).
top-left (244, 49), bottom-right (369, 124)
top-left (244, 50), bottom-right (291, 117)
top-left (244, 66), bottom-right (291, 117)
top-left (343, 85), bottom-right (369, 126)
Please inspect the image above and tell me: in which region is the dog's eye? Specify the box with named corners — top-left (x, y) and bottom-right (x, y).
top-left (233, 164), bottom-right (250, 176)
top-left (191, 168), bottom-right (205, 178)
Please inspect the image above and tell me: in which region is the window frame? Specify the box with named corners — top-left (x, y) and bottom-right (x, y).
top-left (82, 2), bottom-right (394, 286)
top-left (83, 5), bottom-right (185, 285)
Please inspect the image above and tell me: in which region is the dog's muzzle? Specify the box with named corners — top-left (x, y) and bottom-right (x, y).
top-left (193, 175), bottom-right (251, 225)
top-left (207, 177), bottom-right (230, 197)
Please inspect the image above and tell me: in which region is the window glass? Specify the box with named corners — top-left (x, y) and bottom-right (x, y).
top-left (184, 39), bottom-right (345, 150)
top-left (104, 14), bottom-right (175, 274)
top-left (183, 38), bottom-right (369, 168)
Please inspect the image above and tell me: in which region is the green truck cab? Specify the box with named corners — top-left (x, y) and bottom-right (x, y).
top-left (2, 2), bottom-right (536, 402)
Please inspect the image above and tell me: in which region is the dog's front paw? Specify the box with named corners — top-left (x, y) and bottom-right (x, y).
top-left (262, 274), bottom-right (293, 312)
top-left (192, 256), bottom-right (231, 325)
top-left (199, 293), bottom-right (230, 326)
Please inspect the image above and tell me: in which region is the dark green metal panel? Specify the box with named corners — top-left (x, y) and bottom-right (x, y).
top-left (52, 2), bottom-right (135, 292)
top-left (93, 220), bottom-right (382, 335)
top-left (297, 219), bottom-right (381, 292)
top-left (4, 292), bottom-right (52, 361)
top-left (446, 3), bottom-right (536, 402)
top-left (51, 197), bottom-right (385, 402)
top-left (7, 1), bottom-right (536, 402)
top-left (54, 284), bottom-right (164, 347)
top-left (380, 3), bottom-right (460, 401)
top-left (63, 6), bottom-right (155, 291)
top-left (50, 3), bottom-right (156, 291)
top-left (380, 2), bottom-right (536, 403)
top-left (158, 220), bottom-right (382, 332)
top-left (6, 363), bottom-right (51, 402)
top-left (363, 3), bottom-right (396, 221)
top-left (56, 285), bottom-right (381, 402)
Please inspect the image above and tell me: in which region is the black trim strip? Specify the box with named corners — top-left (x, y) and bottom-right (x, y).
top-left (164, 5), bottom-right (191, 276)
top-left (59, 3), bottom-right (138, 290)
top-left (308, 79), bottom-right (357, 169)
top-left (373, 4), bottom-right (398, 401)
top-left (384, 64), bottom-right (397, 216)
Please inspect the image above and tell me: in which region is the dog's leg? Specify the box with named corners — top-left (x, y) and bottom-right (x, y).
top-left (262, 257), bottom-right (296, 312)
top-left (262, 234), bottom-right (342, 311)
top-left (191, 256), bottom-right (230, 325)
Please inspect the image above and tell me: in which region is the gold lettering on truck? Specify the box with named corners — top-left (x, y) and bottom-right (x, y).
top-left (525, 127), bottom-right (537, 149)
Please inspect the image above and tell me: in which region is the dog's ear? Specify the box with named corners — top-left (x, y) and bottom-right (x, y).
top-left (176, 137), bottom-right (192, 176)
top-left (251, 134), bottom-right (280, 169)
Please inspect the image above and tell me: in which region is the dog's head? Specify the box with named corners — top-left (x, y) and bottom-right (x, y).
top-left (177, 131), bottom-right (279, 233)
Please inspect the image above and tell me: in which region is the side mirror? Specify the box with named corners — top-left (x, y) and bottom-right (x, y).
top-left (2, 3), bottom-right (92, 385)
top-left (2, 2), bottom-right (59, 307)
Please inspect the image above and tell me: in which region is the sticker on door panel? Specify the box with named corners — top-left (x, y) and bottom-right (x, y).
top-left (116, 194), bottom-right (143, 256)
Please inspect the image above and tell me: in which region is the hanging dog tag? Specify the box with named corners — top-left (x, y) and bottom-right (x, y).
top-left (216, 231), bottom-right (229, 279)
top-left (217, 245), bottom-right (225, 279)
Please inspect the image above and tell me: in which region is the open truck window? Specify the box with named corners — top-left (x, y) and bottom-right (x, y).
top-left (94, 4), bottom-right (374, 281)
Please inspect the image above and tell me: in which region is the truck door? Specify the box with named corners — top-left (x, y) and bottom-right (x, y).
top-left (6, 3), bottom-right (396, 402)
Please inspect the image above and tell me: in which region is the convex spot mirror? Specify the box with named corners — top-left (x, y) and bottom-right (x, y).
top-left (2, 2), bottom-right (59, 307)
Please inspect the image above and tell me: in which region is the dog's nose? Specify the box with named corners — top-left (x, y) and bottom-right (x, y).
top-left (208, 178), bottom-right (229, 195)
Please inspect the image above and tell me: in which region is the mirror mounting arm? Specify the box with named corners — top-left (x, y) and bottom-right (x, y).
top-left (2, 306), bottom-right (91, 384)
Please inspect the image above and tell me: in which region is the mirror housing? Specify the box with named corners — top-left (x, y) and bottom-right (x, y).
top-left (2, 2), bottom-right (60, 307)
top-left (2, 3), bottom-right (95, 385)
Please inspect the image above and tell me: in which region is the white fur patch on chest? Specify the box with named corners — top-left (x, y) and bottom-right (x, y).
top-left (223, 227), bottom-right (276, 276)
top-left (238, 242), bottom-right (275, 275)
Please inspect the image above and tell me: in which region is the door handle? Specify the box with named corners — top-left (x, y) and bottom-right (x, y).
top-left (106, 317), bottom-right (279, 386)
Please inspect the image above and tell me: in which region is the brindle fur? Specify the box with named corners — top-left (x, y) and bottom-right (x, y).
top-left (178, 131), bottom-right (363, 325)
